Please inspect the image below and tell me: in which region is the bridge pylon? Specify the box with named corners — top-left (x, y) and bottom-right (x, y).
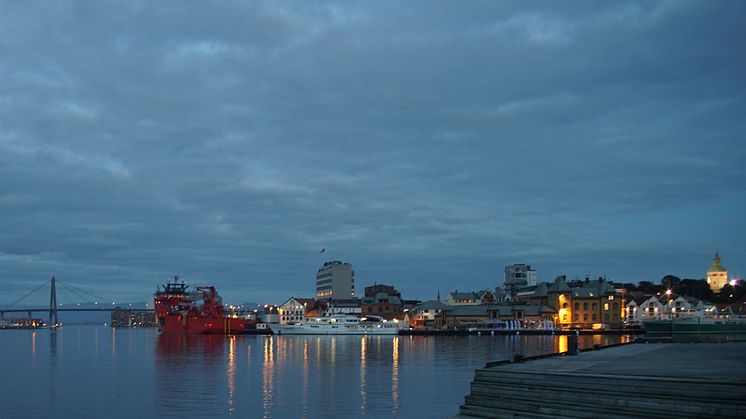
top-left (49, 276), bottom-right (59, 327)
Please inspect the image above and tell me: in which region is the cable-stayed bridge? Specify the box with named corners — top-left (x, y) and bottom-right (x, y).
top-left (1, 276), bottom-right (153, 327)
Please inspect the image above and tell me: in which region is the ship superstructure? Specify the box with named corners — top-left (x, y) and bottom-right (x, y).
top-left (154, 276), bottom-right (250, 334)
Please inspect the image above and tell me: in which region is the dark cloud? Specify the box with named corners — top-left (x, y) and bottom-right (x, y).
top-left (1, 1), bottom-right (744, 304)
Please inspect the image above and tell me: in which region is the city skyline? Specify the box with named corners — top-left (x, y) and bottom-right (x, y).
top-left (1, 2), bottom-right (744, 305)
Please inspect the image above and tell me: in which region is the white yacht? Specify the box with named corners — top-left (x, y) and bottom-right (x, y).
top-left (269, 314), bottom-right (401, 335)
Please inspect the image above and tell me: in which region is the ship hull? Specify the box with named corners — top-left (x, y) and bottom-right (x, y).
top-left (269, 323), bottom-right (400, 335)
top-left (158, 315), bottom-right (249, 335)
top-left (644, 319), bottom-right (746, 334)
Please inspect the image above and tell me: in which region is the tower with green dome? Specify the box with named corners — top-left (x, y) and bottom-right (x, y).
top-left (706, 251), bottom-right (728, 293)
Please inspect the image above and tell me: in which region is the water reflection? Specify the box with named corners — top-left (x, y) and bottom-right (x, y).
top-left (262, 336), bottom-right (274, 418)
top-left (155, 334), bottom-right (227, 416)
top-left (227, 336), bottom-right (236, 414)
top-left (360, 336), bottom-right (367, 414)
top-left (301, 339), bottom-right (309, 418)
top-left (558, 335), bottom-right (568, 353)
top-left (391, 336), bottom-right (399, 415)
top-left (146, 333), bottom-right (631, 418)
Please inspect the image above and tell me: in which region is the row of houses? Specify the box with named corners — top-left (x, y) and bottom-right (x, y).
top-left (624, 294), bottom-right (746, 323)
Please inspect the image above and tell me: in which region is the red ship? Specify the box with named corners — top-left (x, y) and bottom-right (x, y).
top-left (154, 277), bottom-right (251, 334)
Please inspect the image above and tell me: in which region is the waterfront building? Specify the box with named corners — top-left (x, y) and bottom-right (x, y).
top-left (433, 303), bottom-right (554, 330)
top-left (526, 276), bottom-right (624, 329)
top-left (278, 297), bottom-right (318, 325)
top-left (640, 295), bottom-right (664, 321)
top-left (444, 290), bottom-right (495, 305)
top-left (260, 306), bottom-right (280, 323)
top-left (316, 260), bottom-right (355, 300)
top-left (407, 300), bottom-right (448, 328)
top-left (626, 294), bottom-right (705, 324)
top-left (625, 298), bottom-right (641, 324)
top-left (361, 284), bottom-right (403, 320)
top-left (110, 308), bottom-right (157, 327)
top-left (493, 289), bottom-right (513, 303)
top-left (503, 264), bottom-right (537, 297)
top-left (715, 303), bottom-right (746, 316)
top-left (707, 251), bottom-right (729, 293)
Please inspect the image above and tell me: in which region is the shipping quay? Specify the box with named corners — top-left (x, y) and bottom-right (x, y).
top-left (455, 341), bottom-right (746, 418)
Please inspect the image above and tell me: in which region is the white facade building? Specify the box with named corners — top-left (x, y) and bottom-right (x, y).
top-left (316, 261), bottom-right (355, 300)
top-left (503, 264), bottom-right (537, 297)
top-left (278, 297), bottom-right (316, 325)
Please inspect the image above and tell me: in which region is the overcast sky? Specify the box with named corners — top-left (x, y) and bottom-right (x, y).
top-left (1, 1), bottom-right (744, 305)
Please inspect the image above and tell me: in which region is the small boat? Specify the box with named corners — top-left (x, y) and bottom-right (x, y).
top-left (154, 276), bottom-right (253, 334)
top-left (643, 316), bottom-right (746, 334)
top-left (268, 314), bottom-right (401, 335)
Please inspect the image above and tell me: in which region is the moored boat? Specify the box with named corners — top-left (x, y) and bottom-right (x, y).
top-left (269, 314), bottom-right (401, 335)
top-left (154, 277), bottom-right (253, 334)
top-left (643, 316), bottom-right (746, 334)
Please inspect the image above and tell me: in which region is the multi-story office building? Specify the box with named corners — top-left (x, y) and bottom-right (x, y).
top-left (503, 264), bottom-right (537, 297)
top-left (316, 260), bottom-right (355, 300)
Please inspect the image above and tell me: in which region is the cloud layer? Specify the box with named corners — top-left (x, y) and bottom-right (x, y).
top-left (1, 1), bottom-right (744, 304)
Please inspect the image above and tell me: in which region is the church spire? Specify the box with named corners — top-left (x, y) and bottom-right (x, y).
top-left (710, 250), bottom-right (725, 272)
top-left (707, 250), bottom-right (728, 293)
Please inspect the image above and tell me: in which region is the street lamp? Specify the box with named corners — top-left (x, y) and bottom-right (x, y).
top-left (665, 289), bottom-right (673, 319)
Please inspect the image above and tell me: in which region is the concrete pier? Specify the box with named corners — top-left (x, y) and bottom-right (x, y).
top-left (456, 342), bottom-right (746, 418)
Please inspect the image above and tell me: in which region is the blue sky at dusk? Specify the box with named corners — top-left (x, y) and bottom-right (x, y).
top-left (1, 1), bottom-right (744, 305)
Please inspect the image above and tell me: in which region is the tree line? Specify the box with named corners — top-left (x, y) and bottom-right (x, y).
top-left (617, 275), bottom-right (745, 303)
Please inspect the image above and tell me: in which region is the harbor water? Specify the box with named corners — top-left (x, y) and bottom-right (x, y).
top-left (0, 327), bottom-right (630, 418)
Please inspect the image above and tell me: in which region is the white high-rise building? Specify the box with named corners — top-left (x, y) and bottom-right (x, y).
top-left (316, 261), bottom-right (355, 300)
top-left (503, 264), bottom-right (537, 297)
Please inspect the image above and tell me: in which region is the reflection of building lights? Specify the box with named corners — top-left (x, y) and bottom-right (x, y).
top-left (392, 336), bottom-right (400, 413)
top-left (360, 337), bottom-right (367, 412)
top-left (558, 335), bottom-right (568, 353)
top-left (262, 336), bottom-right (274, 415)
top-left (227, 336), bottom-right (236, 413)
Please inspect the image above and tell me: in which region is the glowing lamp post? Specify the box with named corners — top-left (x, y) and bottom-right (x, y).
top-left (665, 289), bottom-right (672, 318)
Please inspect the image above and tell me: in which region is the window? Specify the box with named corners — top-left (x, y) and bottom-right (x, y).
top-left (583, 303), bottom-right (588, 310)
top-left (592, 314), bottom-right (597, 321)
top-left (592, 303), bottom-right (597, 311)
top-left (574, 303), bottom-right (579, 310)
top-left (583, 314), bottom-right (588, 321)
top-left (574, 314), bottom-right (579, 321)
top-left (604, 303), bottom-right (609, 311)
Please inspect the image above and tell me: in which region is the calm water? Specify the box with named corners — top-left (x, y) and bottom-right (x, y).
top-left (0, 327), bottom-right (629, 418)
